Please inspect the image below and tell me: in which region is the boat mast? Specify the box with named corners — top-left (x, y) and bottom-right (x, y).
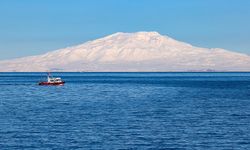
top-left (47, 72), bottom-right (51, 82)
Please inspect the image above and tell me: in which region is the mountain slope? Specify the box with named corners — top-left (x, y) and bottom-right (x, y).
top-left (0, 32), bottom-right (250, 72)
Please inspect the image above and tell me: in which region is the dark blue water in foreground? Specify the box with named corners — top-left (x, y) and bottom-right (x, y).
top-left (0, 72), bottom-right (250, 149)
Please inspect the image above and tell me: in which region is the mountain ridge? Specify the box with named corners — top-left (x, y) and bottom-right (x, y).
top-left (0, 31), bottom-right (250, 72)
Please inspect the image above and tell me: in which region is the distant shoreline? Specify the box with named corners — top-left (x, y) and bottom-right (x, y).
top-left (1, 71), bottom-right (250, 73)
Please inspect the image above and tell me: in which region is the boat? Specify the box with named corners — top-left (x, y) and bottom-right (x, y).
top-left (39, 72), bottom-right (65, 86)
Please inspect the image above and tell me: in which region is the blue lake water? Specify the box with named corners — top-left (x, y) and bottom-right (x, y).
top-left (0, 72), bottom-right (250, 149)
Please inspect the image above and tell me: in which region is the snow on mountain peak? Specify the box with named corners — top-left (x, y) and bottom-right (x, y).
top-left (0, 32), bottom-right (250, 72)
top-left (109, 31), bottom-right (161, 37)
top-left (103, 31), bottom-right (166, 41)
top-left (92, 31), bottom-right (191, 50)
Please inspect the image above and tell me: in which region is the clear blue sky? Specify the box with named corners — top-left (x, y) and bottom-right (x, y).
top-left (0, 0), bottom-right (250, 60)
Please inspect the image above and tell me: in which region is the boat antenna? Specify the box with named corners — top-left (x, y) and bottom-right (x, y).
top-left (47, 71), bottom-right (52, 82)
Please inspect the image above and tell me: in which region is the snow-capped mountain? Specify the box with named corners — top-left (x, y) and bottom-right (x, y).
top-left (0, 32), bottom-right (250, 72)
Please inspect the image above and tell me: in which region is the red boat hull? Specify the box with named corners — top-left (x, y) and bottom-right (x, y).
top-left (39, 81), bottom-right (65, 86)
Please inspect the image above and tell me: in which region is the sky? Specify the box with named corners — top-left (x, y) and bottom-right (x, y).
top-left (0, 0), bottom-right (250, 60)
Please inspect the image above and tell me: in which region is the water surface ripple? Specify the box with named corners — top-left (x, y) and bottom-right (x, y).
top-left (0, 72), bottom-right (250, 149)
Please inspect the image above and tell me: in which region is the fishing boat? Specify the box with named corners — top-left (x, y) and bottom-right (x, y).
top-left (39, 72), bottom-right (65, 86)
